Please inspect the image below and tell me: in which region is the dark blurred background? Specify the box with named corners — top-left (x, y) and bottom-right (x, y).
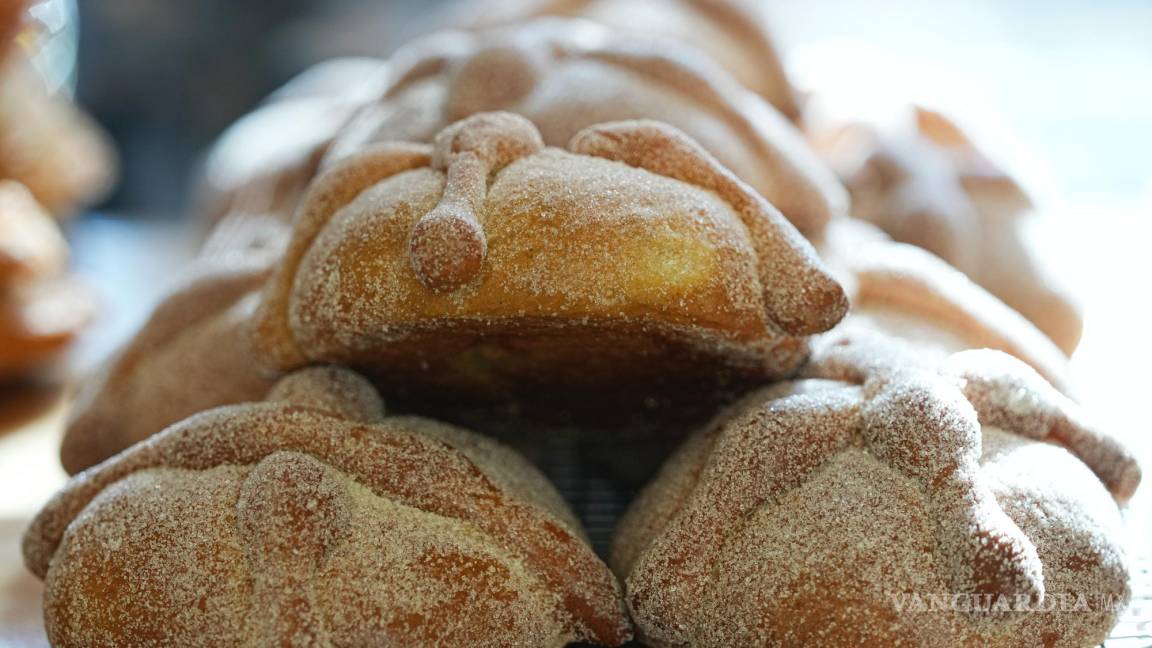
top-left (75, 0), bottom-right (452, 214)
top-left (73, 0), bottom-right (1152, 219)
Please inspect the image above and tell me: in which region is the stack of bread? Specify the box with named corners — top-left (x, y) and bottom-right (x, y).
top-left (25, 1), bottom-right (1140, 646)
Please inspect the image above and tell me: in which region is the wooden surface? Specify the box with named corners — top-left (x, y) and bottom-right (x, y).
top-left (0, 387), bottom-right (63, 648)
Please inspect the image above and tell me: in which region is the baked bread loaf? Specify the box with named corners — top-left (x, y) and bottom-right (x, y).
top-left (61, 250), bottom-right (277, 474)
top-left (327, 19), bottom-right (842, 236)
top-left (818, 219), bottom-right (1073, 395)
top-left (0, 181), bottom-right (92, 378)
top-left (195, 58), bottom-right (390, 226)
top-left (816, 106), bottom-right (1081, 354)
top-left (253, 112), bottom-right (847, 419)
top-left (448, 0), bottom-right (801, 122)
top-left (613, 330), bottom-right (1139, 647)
top-left (26, 366), bottom-right (632, 647)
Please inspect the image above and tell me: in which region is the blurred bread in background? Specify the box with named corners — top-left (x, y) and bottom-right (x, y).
top-left (448, 0), bottom-right (801, 121)
top-left (812, 105), bottom-right (1082, 354)
top-left (0, 0), bottom-right (115, 218)
top-left (0, 181), bottom-right (93, 379)
top-left (194, 57), bottom-right (389, 227)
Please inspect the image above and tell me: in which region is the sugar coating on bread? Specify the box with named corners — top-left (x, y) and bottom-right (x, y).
top-left (253, 113), bottom-right (846, 408)
top-left (817, 220), bottom-right (1073, 394)
top-left (326, 18), bottom-right (844, 236)
top-left (568, 119), bottom-right (845, 335)
top-left (27, 367), bottom-right (631, 646)
top-left (409, 112), bottom-right (545, 290)
top-left (615, 330), bottom-right (1139, 647)
top-left (62, 252), bottom-right (277, 474)
top-left (802, 332), bottom-right (1138, 502)
top-left (448, 0), bottom-right (801, 122)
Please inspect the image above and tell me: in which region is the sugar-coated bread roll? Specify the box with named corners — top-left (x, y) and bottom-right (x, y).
top-left (327, 18), bottom-right (843, 236)
top-left (61, 250), bottom-right (277, 474)
top-left (252, 112), bottom-right (847, 419)
top-left (614, 332), bottom-right (1139, 647)
top-left (817, 218), bottom-right (1073, 395)
top-left (26, 367), bottom-right (632, 647)
top-left (447, 0), bottom-right (801, 122)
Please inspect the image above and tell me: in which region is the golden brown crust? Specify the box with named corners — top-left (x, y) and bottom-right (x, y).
top-left (252, 142), bottom-right (433, 368)
top-left (569, 120), bottom-right (845, 335)
top-left (447, 0), bottom-right (801, 121)
top-left (326, 19), bottom-right (844, 236)
top-left (614, 333), bottom-right (1138, 647)
top-left (0, 182), bottom-right (92, 378)
top-left (62, 253), bottom-right (276, 474)
top-left (253, 112), bottom-right (846, 415)
top-left (27, 367), bottom-right (632, 646)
